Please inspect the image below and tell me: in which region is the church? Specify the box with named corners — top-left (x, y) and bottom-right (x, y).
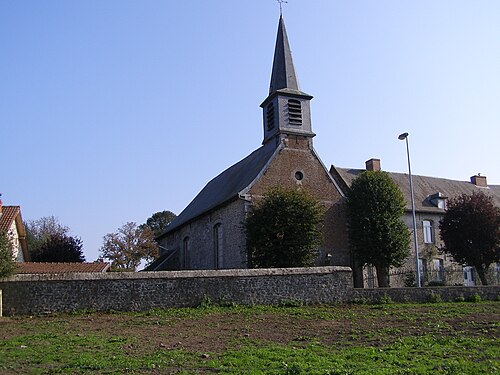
top-left (148, 16), bottom-right (350, 271)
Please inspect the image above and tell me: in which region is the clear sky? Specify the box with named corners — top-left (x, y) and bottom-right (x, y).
top-left (2, 1), bottom-right (499, 262)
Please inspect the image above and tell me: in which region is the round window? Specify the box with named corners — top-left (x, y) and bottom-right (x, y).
top-left (295, 171), bottom-right (304, 181)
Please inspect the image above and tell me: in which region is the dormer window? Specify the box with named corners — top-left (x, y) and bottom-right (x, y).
top-left (266, 102), bottom-right (275, 131)
top-left (429, 192), bottom-right (447, 209)
top-left (287, 99), bottom-right (302, 126)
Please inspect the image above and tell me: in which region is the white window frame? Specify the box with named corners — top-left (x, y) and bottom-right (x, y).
top-left (423, 220), bottom-right (434, 244)
top-left (433, 258), bottom-right (444, 281)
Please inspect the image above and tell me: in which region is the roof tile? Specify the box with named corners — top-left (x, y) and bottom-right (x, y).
top-left (0, 206), bottom-right (21, 232)
top-left (16, 262), bottom-right (110, 274)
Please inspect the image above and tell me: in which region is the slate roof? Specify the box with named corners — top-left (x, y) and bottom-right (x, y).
top-left (16, 262), bottom-right (110, 274)
top-left (331, 166), bottom-right (500, 213)
top-left (270, 15), bottom-right (300, 94)
top-left (160, 143), bottom-right (278, 236)
top-left (0, 206), bottom-right (21, 232)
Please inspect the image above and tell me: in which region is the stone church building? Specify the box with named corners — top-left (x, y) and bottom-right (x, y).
top-left (148, 16), bottom-right (350, 271)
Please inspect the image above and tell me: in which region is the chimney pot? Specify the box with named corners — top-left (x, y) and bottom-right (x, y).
top-left (471, 174), bottom-right (487, 187)
top-left (365, 158), bottom-right (381, 171)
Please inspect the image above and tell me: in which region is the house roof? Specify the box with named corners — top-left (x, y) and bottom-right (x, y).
top-left (0, 205), bottom-right (30, 261)
top-left (16, 262), bottom-right (110, 274)
top-left (160, 143), bottom-right (278, 236)
top-left (0, 205), bottom-right (21, 232)
top-left (331, 166), bottom-right (500, 213)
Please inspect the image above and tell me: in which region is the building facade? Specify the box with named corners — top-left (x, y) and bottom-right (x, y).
top-left (330, 159), bottom-right (500, 287)
top-left (148, 16), bottom-right (349, 271)
top-left (0, 201), bottom-right (30, 262)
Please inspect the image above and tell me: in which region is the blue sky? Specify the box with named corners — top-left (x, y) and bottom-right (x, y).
top-left (2, 1), bottom-right (499, 262)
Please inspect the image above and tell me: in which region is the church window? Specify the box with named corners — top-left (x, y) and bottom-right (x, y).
top-left (183, 237), bottom-right (190, 270)
top-left (288, 99), bottom-right (302, 126)
top-left (213, 223), bottom-right (223, 269)
top-left (294, 171), bottom-right (304, 181)
top-left (266, 102), bottom-right (275, 131)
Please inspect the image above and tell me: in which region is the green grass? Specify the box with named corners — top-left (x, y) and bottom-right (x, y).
top-left (1, 301), bottom-right (498, 374)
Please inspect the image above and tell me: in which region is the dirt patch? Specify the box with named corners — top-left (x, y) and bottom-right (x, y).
top-left (2, 303), bottom-right (498, 354)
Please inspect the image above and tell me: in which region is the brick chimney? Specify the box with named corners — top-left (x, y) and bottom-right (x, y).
top-left (365, 158), bottom-right (381, 171)
top-left (471, 174), bottom-right (487, 187)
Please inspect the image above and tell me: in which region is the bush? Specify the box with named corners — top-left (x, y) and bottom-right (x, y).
top-left (428, 293), bottom-right (442, 303)
top-left (378, 293), bottom-right (393, 305)
top-left (467, 293), bottom-right (482, 303)
top-left (244, 187), bottom-right (324, 268)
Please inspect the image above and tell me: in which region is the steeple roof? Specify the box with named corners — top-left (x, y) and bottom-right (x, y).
top-left (269, 16), bottom-right (301, 94)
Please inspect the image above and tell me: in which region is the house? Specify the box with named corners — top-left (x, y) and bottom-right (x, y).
top-left (0, 200), bottom-right (30, 262)
top-left (330, 158), bottom-right (500, 287)
top-left (16, 261), bottom-right (110, 274)
top-left (148, 16), bottom-right (349, 271)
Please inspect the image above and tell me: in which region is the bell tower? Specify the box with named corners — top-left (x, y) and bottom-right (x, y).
top-left (260, 16), bottom-right (315, 147)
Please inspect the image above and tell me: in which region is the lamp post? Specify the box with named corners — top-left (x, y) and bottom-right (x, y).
top-left (398, 132), bottom-right (421, 287)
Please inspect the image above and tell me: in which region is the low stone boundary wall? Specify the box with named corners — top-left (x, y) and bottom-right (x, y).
top-left (0, 266), bottom-right (352, 316)
top-left (350, 286), bottom-right (499, 304)
top-left (1, 267), bottom-right (499, 316)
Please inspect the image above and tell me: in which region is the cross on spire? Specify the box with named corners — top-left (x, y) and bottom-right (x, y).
top-left (276, 0), bottom-right (288, 16)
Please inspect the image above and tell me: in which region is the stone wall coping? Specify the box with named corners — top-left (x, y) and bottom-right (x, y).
top-left (0, 266), bottom-right (352, 282)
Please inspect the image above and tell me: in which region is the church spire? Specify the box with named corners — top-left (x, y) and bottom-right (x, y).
top-left (261, 16), bottom-right (315, 147)
top-left (269, 16), bottom-right (300, 94)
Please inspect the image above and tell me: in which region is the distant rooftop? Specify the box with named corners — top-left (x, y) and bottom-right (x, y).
top-left (16, 262), bottom-right (110, 274)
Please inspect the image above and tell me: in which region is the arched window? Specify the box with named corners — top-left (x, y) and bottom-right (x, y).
top-left (183, 237), bottom-right (190, 270)
top-left (213, 223), bottom-right (223, 269)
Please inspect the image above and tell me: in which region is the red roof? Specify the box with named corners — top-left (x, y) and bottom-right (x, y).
top-left (0, 206), bottom-right (21, 232)
top-left (16, 262), bottom-right (110, 274)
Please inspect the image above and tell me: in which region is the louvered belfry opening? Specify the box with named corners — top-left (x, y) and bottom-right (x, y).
top-left (266, 102), bottom-right (275, 131)
top-left (287, 99), bottom-right (302, 126)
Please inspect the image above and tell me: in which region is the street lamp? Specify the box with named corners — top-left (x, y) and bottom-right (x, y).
top-left (398, 132), bottom-right (421, 287)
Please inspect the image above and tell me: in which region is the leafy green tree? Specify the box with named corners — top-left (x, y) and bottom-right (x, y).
top-left (243, 187), bottom-right (324, 268)
top-left (142, 210), bottom-right (177, 237)
top-left (347, 171), bottom-right (410, 287)
top-left (99, 222), bottom-right (159, 271)
top-left (31, 233), bottom-right (85, 263)
top-left (0, 231), bottom-right (16, 277)
top-left (25, 216), bottom-right (70, 260)
top-left (439, 192), bottom-right (500, 285)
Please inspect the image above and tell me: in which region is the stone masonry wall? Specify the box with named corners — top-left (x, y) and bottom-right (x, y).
top-left (248, 144), bottom-right (350, 267)
top-left (1, 267), bottom-right (498, 316)
top-left (159, 199), bottom-right (247, 270)
top-left (0, 267), bottom-right (352, 316)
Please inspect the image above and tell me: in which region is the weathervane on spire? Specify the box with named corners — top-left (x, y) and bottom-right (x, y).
top-left (276, 0), bottom-right (288, 16)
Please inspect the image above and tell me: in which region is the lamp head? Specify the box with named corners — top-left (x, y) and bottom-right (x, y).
top-left (398, 132), bottom-right (409, 140)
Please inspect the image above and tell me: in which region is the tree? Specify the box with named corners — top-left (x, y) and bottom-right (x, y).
top-left (99, 222), bottom-right (159, 271)
top-left (31, 233), bottom-right (85, 263)
top-left (439, 192), bottom-right (500, 285)
top-left (142, 210), bottom-right (177, 237)
top-left (243, 187), bottom-right (324, 268)
top-left (0, 231), bottom-right (16, 277)
top-left (25, 216), bottom-right (70, 260)
top-left (347, 171), bottom-right (410, 287)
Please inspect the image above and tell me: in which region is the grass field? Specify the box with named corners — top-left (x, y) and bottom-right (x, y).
top-left (1, 300), bottom-right (499, 374)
